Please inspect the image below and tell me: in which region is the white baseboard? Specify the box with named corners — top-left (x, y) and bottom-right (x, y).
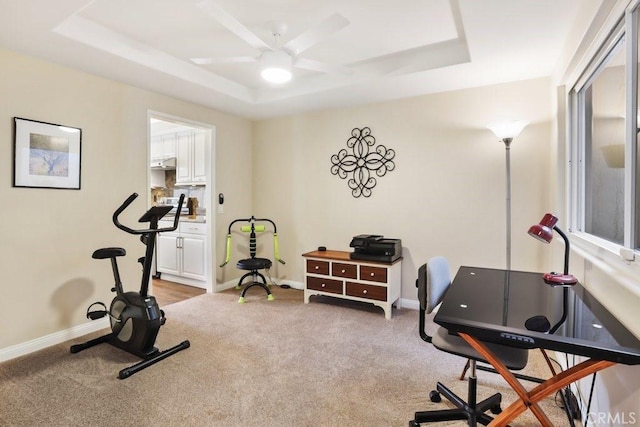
top-left (0, 318), bottom-right (109, 363)
top-left (159, 273), bottom-right (207, 289)
top-left (278, 280), bottom-right (304, 290)
top-left (400, 298), bottom-right (419, 310)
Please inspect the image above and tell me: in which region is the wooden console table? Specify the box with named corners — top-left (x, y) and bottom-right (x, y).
top-left (302, 250), bottom-right (402, 319)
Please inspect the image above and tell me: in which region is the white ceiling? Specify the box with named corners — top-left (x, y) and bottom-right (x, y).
top-left (0, 0), bottom-right (600, 119)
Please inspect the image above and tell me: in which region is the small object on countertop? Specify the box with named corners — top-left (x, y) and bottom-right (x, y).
top-left (318, 246), bottom-right (326, 251)
top-left (187, 197), bottom-right (198, 219)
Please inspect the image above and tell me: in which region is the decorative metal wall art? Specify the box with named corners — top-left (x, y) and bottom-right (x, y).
top-left (330, 127), bottom-right (396, 198)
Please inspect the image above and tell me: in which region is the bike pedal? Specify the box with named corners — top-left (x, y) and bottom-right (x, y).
top-left (87, 310), bottom-right (108, 320)
top-left (86, 301), bottom-right (108, 320)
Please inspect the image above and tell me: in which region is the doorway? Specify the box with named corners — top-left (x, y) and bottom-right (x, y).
top-left (147, 111), bottom-right (216, 301)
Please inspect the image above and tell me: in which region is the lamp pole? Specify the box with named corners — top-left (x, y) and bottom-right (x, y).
top-left (503, 137), bottom-right (513, 271)
top-left (487, 120), bottom-right (527, 271)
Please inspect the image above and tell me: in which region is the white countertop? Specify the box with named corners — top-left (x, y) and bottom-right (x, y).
top-left (162, 215), bottom-right (206, 224)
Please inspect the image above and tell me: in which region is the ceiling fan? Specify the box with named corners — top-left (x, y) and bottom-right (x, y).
top-left (191, 0), bottom-right (351, 83)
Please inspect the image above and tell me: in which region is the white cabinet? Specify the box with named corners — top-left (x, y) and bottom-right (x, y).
top-left (150, 133), bottom-right (177, 161)
top-left (157, 221), bottom-right (206, 288)
top-left (180, 223), bottom-right (206, 280)
top-left (157, 232), bottom-right (180, 275)
top-left (302, 250), bottom-right (402, 319)
top-left (175, 130), bottom-right (206, 185)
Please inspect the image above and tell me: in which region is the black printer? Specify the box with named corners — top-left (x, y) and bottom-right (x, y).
top-left (349, 234), bottom-right (402, 263)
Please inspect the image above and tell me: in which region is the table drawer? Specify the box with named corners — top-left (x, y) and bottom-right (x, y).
top-left (307, 276), bottom-right (343, 294)
top-left (306, 259), bottom-right (329, 275)
top-left (346, 282), bottom-right (387, 301)
top-left (332, 262), bottom-right (357, 279)
top-left (360, 265), bottom-right (387, 283)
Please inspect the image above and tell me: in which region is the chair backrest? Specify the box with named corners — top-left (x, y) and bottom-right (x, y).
top-left (421, 256), bottom-right (452, 314)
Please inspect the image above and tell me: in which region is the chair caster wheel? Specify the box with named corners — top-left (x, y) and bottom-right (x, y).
top-left (429, 390), bottom-right (441, 403)
top-left (409, 421), bottom-right (420, 427)
top-left (490, 405), bottom-right (502, 415)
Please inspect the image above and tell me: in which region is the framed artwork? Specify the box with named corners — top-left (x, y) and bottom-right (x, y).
top-left (13, 117), bottom-right (82, 190)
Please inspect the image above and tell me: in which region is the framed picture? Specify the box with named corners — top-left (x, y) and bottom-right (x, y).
top-left (13, 117), bottom-right (82, 190)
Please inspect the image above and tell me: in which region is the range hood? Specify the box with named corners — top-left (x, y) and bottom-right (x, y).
top-left (150, 157), bottom-right (176, 170)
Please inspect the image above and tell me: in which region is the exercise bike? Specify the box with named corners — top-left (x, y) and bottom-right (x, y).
top-left (70, 193), bottom-right (190, 379)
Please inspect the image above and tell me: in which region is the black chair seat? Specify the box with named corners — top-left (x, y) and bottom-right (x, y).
top-left (237, 258), bottom-right (272, 271)
top-left (92, 247), bottom-right (126, 259)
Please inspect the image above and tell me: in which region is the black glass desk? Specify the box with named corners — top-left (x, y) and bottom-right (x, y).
top-left (434, 266), bottom-right (640, 426)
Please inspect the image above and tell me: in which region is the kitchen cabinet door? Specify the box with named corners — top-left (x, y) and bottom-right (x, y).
top-left (157, 234), bottom-right (179, 276)
top-left (181, 234), bottom-right (206, 280)
top-left (150, 135), bottom-right (163, 160)
top-left (175, 131), bottom-right (192, 184)
top-left (191, 131), bottom-right (207, 183)
top-left (161, 133), bottom-right (177, 158)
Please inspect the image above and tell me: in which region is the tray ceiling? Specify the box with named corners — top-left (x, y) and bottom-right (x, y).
top-left (0, 0), bottom-right (598, 119)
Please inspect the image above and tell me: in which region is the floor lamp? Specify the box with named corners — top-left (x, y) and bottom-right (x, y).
top-left (487, 121), bottom-right (527, 270)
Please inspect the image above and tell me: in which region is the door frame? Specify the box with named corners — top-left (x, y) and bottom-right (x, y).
top-left (147, 110), bottom-right (216, 293)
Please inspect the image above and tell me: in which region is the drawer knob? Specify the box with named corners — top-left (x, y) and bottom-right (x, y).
top-left (341, 269), bottom-right (345, 273)
top-left (370, 272), bottom-right (375, 277)
top-left (321, 283), bottom-right (326, 288)
top-left (315, 266), bottom-right (319, 270)
top-left (363, 289), bottom-right (368, 294)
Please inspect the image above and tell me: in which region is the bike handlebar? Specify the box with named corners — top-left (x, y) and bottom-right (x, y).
top-left (112, 193), bottom-right (184, 235)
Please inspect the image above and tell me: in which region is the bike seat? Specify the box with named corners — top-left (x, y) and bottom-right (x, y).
top-left (92, 247), bottom-right (126, 259)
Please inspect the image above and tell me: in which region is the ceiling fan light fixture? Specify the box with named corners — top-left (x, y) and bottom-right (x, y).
top-left (260, 50), bottom-right (292, 84)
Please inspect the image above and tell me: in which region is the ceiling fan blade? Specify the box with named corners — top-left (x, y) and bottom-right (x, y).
top-left (191, 56), bottom-right (257, 65)
top-left (295, 58), bottom-right (352, 75)
top-left (196, 0), bottom-right (271, 51)
top-left (284, 13), bottom-right (349, 55)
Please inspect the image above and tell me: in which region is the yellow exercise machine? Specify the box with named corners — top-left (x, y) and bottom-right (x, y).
top-left (220, 216), bottom-right (285, 303)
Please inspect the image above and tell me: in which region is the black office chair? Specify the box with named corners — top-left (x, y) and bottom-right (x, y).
top-left (220, 216), bottom-right (285, 303)
top-left (410, 256), bottom-right (529, 426)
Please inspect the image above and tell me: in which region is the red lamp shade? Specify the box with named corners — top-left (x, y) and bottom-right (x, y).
top-left (528, 213), bottom-right (577, 286)
top-left (528, 213), bottom-right (557, 243)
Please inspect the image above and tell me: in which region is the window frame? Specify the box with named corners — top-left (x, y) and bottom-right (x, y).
top-left (567, 3), bottom-right (640, 257)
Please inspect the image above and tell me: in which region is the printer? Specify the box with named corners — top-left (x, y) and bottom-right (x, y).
top-left (349, 234), bottom-right (402, 263)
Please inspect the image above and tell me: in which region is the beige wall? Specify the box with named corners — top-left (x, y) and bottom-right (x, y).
top-left (0, 47), bottom-right (253, 350)
top-left (253, 77), bottom-right (554, 301)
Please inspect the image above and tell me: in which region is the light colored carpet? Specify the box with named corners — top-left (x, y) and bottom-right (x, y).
top-left (0, 286), bottom-right (577, 426)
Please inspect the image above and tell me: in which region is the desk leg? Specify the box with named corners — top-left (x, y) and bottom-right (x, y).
top-left (458, 332), bottom-right (616, 427)
top-left (495, 358), bottom-right (615, 426)
top-left (458, 333), bottom-right (552, 426)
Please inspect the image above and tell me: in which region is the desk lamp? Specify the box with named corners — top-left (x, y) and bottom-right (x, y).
top-left (528, 213), bottom-right (578, 286)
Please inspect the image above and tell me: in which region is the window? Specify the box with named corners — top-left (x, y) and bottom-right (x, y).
top-left (578, 32), bottom-right (626, 245)
top-left (570, 8), bottom-right (640, 252)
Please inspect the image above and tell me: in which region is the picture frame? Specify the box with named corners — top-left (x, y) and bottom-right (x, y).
top-left (13, 117), bottom-right (82, 190)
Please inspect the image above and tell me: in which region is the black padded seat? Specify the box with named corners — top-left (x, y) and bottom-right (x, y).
top-left (92, 247), bottom-right (126, 259)
top-left (234, 257), bottom-right (274, 303)
top-left (237, 258), bottom-right (272, 271)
